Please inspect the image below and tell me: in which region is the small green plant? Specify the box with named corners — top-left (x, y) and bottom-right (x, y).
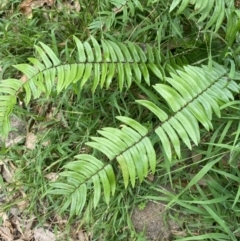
top-left (138, 202), bottom-right (147, 210)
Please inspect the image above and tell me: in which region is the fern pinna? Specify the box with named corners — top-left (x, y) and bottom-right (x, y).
top-left (0, 36), bottom-right (239, 216)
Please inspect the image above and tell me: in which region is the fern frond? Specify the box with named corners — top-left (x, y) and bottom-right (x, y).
top-left (0, 36), bottom-right (164, 136)
top-left (49, 117), bottom-right (155, 216)
top-left (170, 0), bottom-right (235, 32)
top-left (137, 63), bottom-right (240, 160)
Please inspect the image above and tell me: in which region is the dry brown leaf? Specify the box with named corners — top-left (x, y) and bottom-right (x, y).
top-left (25, 132), bottom-right (37, 150)
top-left (0, 213), bottom-right (8, 222)
top-left (171, 230), bottom-right (187, 236)
top-left (23, 227), bottom-right (33, 239)
top-left (57, 0), bottom-right (80, 12)
top-left (24, 215), bottom-right (35, 232)
top-left (191, 151), bottom-right (203, 163)
top-left (58, 42), bottom-right (66, 46)
top-left (0, 226), bottom-right (14, 241)
top-left (19, 0), bottom-right (32, 16)
top-left (2, 116), bottom-right (26, 148)
top-left (0, 159), bottom-right (16, 184)
top-left (5, 136), bottom-right (25, 148)
top-left (54, 213), bottom-right (67, 225)
top-left (0, 214), bottom-right (35, 241)
top-left (13, 217), bottom-right (33, 240)
top-left (146, 173), bottom-right (154, 182)
top-left (45, 172), bottom-right (58, 182)
top-left (9, 207), bottom-right (20, 216)
top-left (20, 74), bottom-right (28, 83)
top-left (46, 107), bottom-right (57, 121)
top-left (20, 0), bottom-right (55, 17)
top-left (9, 161), bottom-right (17, 172)
top-left (77, 230), bottom-right (88, 241)
top-left (68, 0), bottom-right (80, 12)
top-left (17, 199), bottom-right (29, 212)
top-left (42, 140), bottom-right (51, 147)
top-left (16, 190), bottom-right (29, 212)
top-left (112, 6), bottom-right (123, 14)
top-left (1, 163), bottom-right (14, 183)
top-left (34, 228), bottom-right (56, 241)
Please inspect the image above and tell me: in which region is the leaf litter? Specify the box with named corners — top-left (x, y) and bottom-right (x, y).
top-left (0, 113), bottom-right (89, 241)
top-left (19, 0), bottom-right (80, 18)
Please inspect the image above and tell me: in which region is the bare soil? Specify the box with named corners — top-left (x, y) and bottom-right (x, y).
top-left (131, 201), bottom-right (180, 241)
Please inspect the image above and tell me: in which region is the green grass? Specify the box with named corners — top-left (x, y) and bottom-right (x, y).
top-left (1, 0), bottom-right (240, 240)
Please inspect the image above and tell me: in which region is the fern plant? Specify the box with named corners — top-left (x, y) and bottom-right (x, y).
top-left (1, 1), bottom-right (240, 230)
top-left (1, 35), bottom-right (240, 217)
